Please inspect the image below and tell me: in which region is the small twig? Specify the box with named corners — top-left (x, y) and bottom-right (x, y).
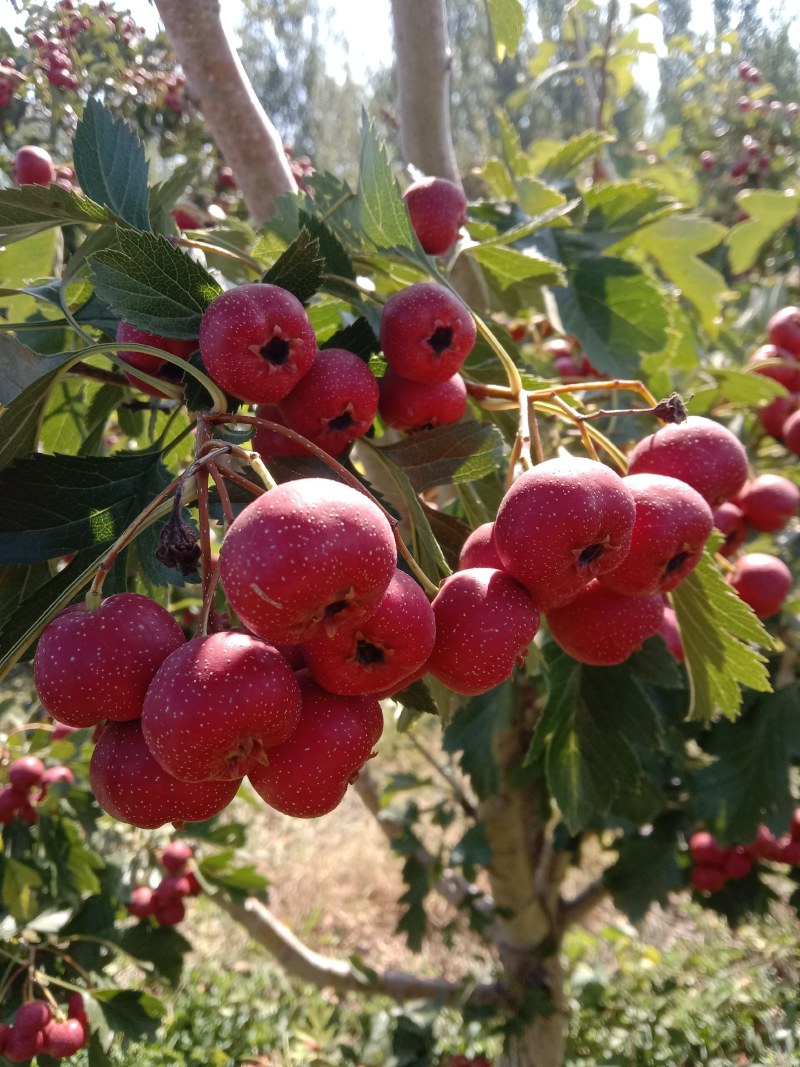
top-left (208, 462), bottom-right (236, 529)
top-left (66, 362), bottom-right (129, 387)
top-left (405, 732), bottom-right (477, 818)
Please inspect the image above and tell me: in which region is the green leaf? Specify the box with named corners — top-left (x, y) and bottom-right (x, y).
top-left (728, 189), bottom-right (800, 274)
top-left (376, 422), bottom-right (505, 493)
top-left (539, 131), bottom-right (615, 181)
top-left (694, 685), bottom-right (800, 845)
top-left (356, 115), bottom-right (418, 253)
top-left (551, 256), bottom-right (670, 378)
top-left (298, 208), bottom-right (355, 282)
top-left (321, 316), bottom-right (380, 360)
top-left (442, 683), bottom-right (515, 800)
top-left (584, 181), bottom-right (678, 233)
top-left (117, 924), bottom-right (191, 986)
top-left (261, 227), bottom-right (324, 304)
top-left (73, 97), bottom-right (151, 230)
top-left (486, 0), bottom-right (525, 60)
top-left (471, 244), bottom-right (565, 289)
top-left (397, 853), bottom-right (430, 951)
top-left (0, 185), bottom-right (115, 243)
top-left (89, 228), bottom-right (221, 338)
top-left (2, 858), bottom-right (42, 922)
top-left (671, 547), bottom-right (772, 722)
top-left (0, 359), bottom-right (82, 469)
top-left (606, 825), bottom-right (684, 923)
top-left (392, 678), bottom-right (439, 718)
top-left (0, 334), bottom-right (78, 407)
top-left (90, 989), bottom-right (164, 1043)
top-left (148, 160), bottom-right (197, 229)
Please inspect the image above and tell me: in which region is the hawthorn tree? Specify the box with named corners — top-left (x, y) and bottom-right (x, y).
top-left (1, 2), bottom-right (800, 1067)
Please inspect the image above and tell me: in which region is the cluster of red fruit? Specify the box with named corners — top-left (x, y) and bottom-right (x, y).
top-left (689, 813), bottom-right (800, 894)
top-left (0, 56), bottom-right (21, 108)
top-left (29, 22), bottom-right (82, 91)
top-left (0, 993), bottom-right (89, 1062)
top-left (748, 305), bottom-right (800, 454)
top-left (0, 755), bottom-right (74, 825)
top-left (126, 840), bottom-right (202, 926)
top-left (447, 1056), bottom-right (490, 1067)
top-left (541, 335), bottom-right (598, 381)
top-left (10, 144), bottom-right (77, 192)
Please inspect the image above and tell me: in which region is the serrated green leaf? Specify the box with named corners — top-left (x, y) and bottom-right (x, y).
top-left (486, 0), bottom-right (524, 60)
top-left (117, 924), bottom-right (191, 986)
top-left (672, 547), bottom-right (772, 722)
top-left (261, 227), bottom-right (324, 304)
top-left (89, 228), bottom-right (221, 338)
top-left (0, 358), bottom-right (83, 469)
top-left (539, 131), bottom-right (615, 181)
top-left (392, 678), bottom-right (439, 717)
top-left (397, 853), bottom-right (430, 951)
top-left (321, 316), bottom-right (380, 360)
top-left (471, 243), bottom-right (565, 289)
top-left (0, 334), bottom-right (78, 407)
top-left (2, 858), bottom-right (42, 922)
top-left (0, 185), bottom-right (114, 243)
top-left (728, 189), bottom-right (800, 274)
top-left (606, 826), bottom-right (684, 923)
top-left (91, 989), bottom-right (164, 1042)
top-left (356, 116), bottom-right (419, 253)
top-left (442, 683), bottom-right (514, 800)
top-left (73, 98), bottom-right (151, 230)
top-left (584, 181), bottom-right (679, 233)
top-left (148, 160), bottom-right (197, 229)
top-left (376, 422), bottom-right (505, 493)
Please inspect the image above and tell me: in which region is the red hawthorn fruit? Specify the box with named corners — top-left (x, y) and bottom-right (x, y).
top-left (724, 847), bottom-right (752, 880)
top-left (12, 145), bottom-right (55, 185)
top-left (689, 830), bottom-right (725, 866)
top-left (184, 871), bottom-right (202, 896)
top-left (458, 522), bottom-right (504, 571)
top-left (38, 764), bottom-right (75, 800)
top-left (41, 1019), bottom-right (86, 1058)
top-left (198, 283), bottom-right (318, 405)
top-left (219, 478), bottom-right (397, 644)
top-left (142, 632), bottom-right (302, 782)
top-left (699, 150), bottom-right (716, 170)
top-left (90, 720), bottom-right (241, 829)
top-left (154, 874), bottom-right (193, 903)
top-left (758, 393), bottom-right (800, 440)
top-left (154, 898), bottom-right (186, 926)
top-left (276, 347), bottom-right (379, 455)
top-left (14, 1000), bottom-right (51, 1035)
top-left (658, 605), bottom-right (684, 662)
top-left (0, 1024), bottom-right (10, 1055)
top-left (730, 552), bottom-right (792, 618)
top-left (248, 670), bottom-right (383, 818)
top-left (301, 569), bottom-right (436, 695)
top-left (747, 344), bottom-right (800, 392)
top-left (781, 839), bottom-right (800, 865)
top-left (546, 582), bottom-right (664, 666)
top-left (403, 176), bottom-right (467, 256)
top-left (691, 864), bottom-right (726, 893)
top-left (252, 404), bottom-right (308, 458)
top-left (599, 474), bottom-right (713, 596)
top-left (116, 321), bottom-right (197, 398)
top-left (34, 592), bottom-right (185, 728)
top-left (219, 165), bottom-right (237, 189)
top-left (553, 352), bottom-right (585, 378)
top-left (767, 306), bottom-right (800, 358)
top-left (712, 501), bottom-right (749, 558)
top-left (379, 282), bottom-right (477, 385)
top-left (127, 885), bottom-right (157, 918)
top-left (4, 1026), bottom-right (45, 1062)
top-left (0, 786), bottom-right (28, 823)
top-left (161, 840), bottom-right (193, 873)
top-left (493, 457), bottom-right (636, 611)
top-left (784, 408), bottom-right (800, 455)
top-left (791, 810), bottom-right (800, 841)
top-left (425, 568), bottom-right (539, 695)
top-left (626, 416), bottom-right (748, 507)
top-left (737, 473), bottom-right (800, 532)
top-left (378, 369), bottom-right (467, 431)
top-left (171, 206), bottom-right (200, 230)
top-left (8, 756), bottom-right (45, 790)
top-left (747, 825), bottom-right (781, 861)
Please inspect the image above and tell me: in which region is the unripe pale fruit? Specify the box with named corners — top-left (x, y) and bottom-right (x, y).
top-left (12, 145), bottom-right (55, 185)
top-left (90, 720), bottom-right (241, 829)
top-left (41, 1019), bottom-right (86, 1058)
top-left (276, 348), bottom-right (379, 455)
top-left (380, 283), bottom-right (477, 385)
top-left (142, 632), bottom-right (302, 781)
top-left (737, 473), bottom-right (800, 532)
top-left (8, 756), bottom-right (45, 790)
top-left (494, 457), bottom-right (636, 610)
top-left (248, 670), bottom-right (383, 818)
top-left (767, 305), bottom-right (800, 358)
top-left (161, 840), bottom-right (193, 873)
top-left (34, 593), bottom-right (185, 728)
top-left (600, 474), bottom-right (713, 595)
top-left (127, 885), bottom-right (156, 918)
top-left (199, 283), bottom-right (317, 404)
top-left (691, 864), bottom-right (726, 893)
top-left (688, 830), bottom-right (725, 865)
top-left (730, 552), bottom-right (792, 618)
top-left (627, 416), bottom-right (748, 506)
top-left (458, 522), bottom-right (503, 571)
top-left (301, 569), bottom-right (436, 695)
top-left (712, 501), bottom-right (748, 558)
top-left (545, 581), bottom-right (664, 666)
top-left (378, 369), bottom-right (467, 431)
top-left (426, 568), bottom-right (539, 695)
top-left (116, 322), bottom-right (197, 398)
top-left (219, 478), bottom-right (397, 644)
top-left (403, 176), bottom-right (467, 255)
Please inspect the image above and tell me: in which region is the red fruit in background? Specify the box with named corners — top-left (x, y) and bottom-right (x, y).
top-left (154, 874), bottom-right (193, 903)
top-left (199, 283), bottom-right (317, 405)
top-left (41, 765), bottom-right (74, 787)
top-left (41, 1018), bottom-right (86, 1058)
top-left (493, 457), bottom-right (636, 610)
top-left (126, 885), bottom-right (156, 918)
top-left (171, 206), bottom-right (200, 229)
top-left (403, 176), bottom-right (467, 256)
top-left (219, 164), bottom-right (237, 189)
top-left (14, 1000), bottom-right (51, 1035)
top-left (626, 416), bottom-right (748, 507)
top-left (767, 306), bottom-right (800, 358)
top-left (784, 408), bottom-right (800, 455)
top-left (426, 568), bottom-right (539, 695)
top-left (699, 150), bottom-right (716, 170)
top-left (5, 1026), bottom-right (45, 1062)
top-left (689, 830), bottom-right (724, 865)
top-left (737, 473), bottom-right (800, 532)
top-left (12, 145), bottom-right (55, 185)
top-left (691, 864), bottom-right (726, 893)
top-left (142, 632), bottom-right (302, 782)
top-left (730, 553), bottom-right (792, 618)
top-left (8, 756), bottom-right (45, 790)
top-left (723, 847), bottom-right (752, 880)
top-left (791, 809), bottom-right (800, 841)
top-left (116, 321), bottom-right (197, 399)
top-left (276, 348), bottom-right (379, 455)
top-left (659, 605), bottom-right (684, 662)
top-left (0, 1024), bottom-right (10, 1055)
top-left (302, 570), bottom-right (436, 696)
top-left (378, 369), bottom-right (467, 431)
top-left (747, 825), bottom-right (781, 860)
top-left (712, 501), bottom-right (748, 558)
top-left (747, 344), bottom-right (800, 392)
top-left (90, 720), bottom-right (241, 829)
top-left (779, 839), bottom-right (800, 866)
top-left (757, 393), bottom-right (800, 440)
top-left (219, 478), bottom-right (396, 644)
top-left (34, 593), bottom-right (185, 728)
top-left (51, 722), bottom-right (78, 741)
top-left (184, 871), bottom-right (202, 896)
top-left (0, 786), bottom-right (28, 823)
top-left (154, 897), bottom-right (186, 926)
top-left (380, 282), bottom-right (477, 385)
top-left (546, 582), bottom-right (663, 666)
top-left (599, 474), bottom-right (713, 596)
top-left (458, 522), bottom-right (503, 571)
top-left (161, 840), bottom-right (193, 873)
top-left (553, 352), bottom-right (584, 378)
top-left (248, 670), bottom-right (383, 818)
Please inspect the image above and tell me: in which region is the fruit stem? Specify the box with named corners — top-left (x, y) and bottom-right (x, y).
top-left (472, 313), bottom-right (525, 398)
top-left (208, 463), bottom-right (236, 529)
top-left (196, 465), bottom-right (215, 627)
top-left (548, 392), bottom-right (600, 460)
top-left (173, 235), bottom-right (264, 273)
top-left (197, 559), bottom-right (222, 637)
top-left (393, 531), bottom-right (441, 598)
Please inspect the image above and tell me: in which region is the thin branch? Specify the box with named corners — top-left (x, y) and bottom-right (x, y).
top-left (66, 362), bottom-right (129, 387)
top-left (558, 880), bottom-right (608, 929)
